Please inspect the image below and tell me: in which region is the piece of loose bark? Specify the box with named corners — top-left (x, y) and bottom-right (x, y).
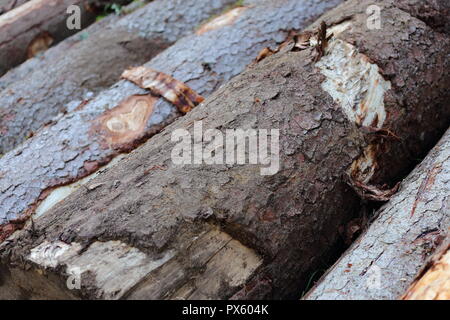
top-left (0, 0), bottom-right (240, 155)
top-left (122, 67), bottom-right (205, 113)
top-left (304, 128), bottom-right (450, 300)
top-left (0, 0), bottom-right (343, 237)
top-left (402, 239), bottom-right (450, 300)
top-left (0, 0), bottom-right (448, 300)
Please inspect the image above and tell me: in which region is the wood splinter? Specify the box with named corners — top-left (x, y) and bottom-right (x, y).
top-left (346, 174), bottom-right (400, 202)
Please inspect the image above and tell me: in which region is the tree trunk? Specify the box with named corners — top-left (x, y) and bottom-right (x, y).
top-left (304, 128), bottom-right (450, 300)
top-left (0, 0), bottom-right (342, 240)
top-left (0, 0), bottom-right (238, 155)
top-left (401, 239), bottom-right (450, 300)
top-left (0, 0), bottom-right (449, 300)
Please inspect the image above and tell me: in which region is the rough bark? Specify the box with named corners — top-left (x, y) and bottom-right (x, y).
top-left (0, 0), bottom-right (449, 300)
top-left (304, 128), bottom-right (450, 300)
top-left (396, 0), bottom-right (450, 34)
top-left (402, 239), bottom-right (450, 300)
top-left (0, 0), bottom-right (342, 238)
top-left (0, 0), bottom-right (238, 155)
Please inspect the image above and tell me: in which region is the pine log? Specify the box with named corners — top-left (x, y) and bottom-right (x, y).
top-left (304, 128), bottom-right (450, 300)
top-left (0, 0), bottom-right (343, 239)
top-left (0, 0), bottom-right (449, 300)
top-left (402, 239), bottom-right (450, 300)
top-left (0, 0), bottom-right (238, 155)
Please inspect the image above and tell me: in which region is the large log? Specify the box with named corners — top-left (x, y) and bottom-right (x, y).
top-left (1, 0), bottom-right (449, 300)
top-left (0, 0), bottom-right (238, 155)
top-left (402, 239), bottom-right (450, 300)
top-left (304, 128), bottom-right (450, 300)
top-left (0, 0), bottom-right (343, 240)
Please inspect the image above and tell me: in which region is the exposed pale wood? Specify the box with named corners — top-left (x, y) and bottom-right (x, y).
top-left (402, 240), bottom-right (450, 300)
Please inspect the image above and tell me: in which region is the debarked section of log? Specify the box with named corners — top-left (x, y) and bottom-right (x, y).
top-left (0, 226), bottom-right (261, 299)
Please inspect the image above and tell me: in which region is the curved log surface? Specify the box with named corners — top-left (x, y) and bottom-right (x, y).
top-left (304, 128), bottom-right (450, 300)
top-left (0, 0), bottom-right (237, 154)
top-left (402, 239), bottom-right (450, 300)
top-left (0, 0), bottom-right (342, 238)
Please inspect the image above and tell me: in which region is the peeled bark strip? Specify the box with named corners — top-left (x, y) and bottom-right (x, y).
top-left (304, 128), bottom-right (450, 300)
top-left (0, 0), bottom-right (342, 238)
top-left (402, 240), bottom-right (450, 300)
top-left (0, 0), bottom-right (239, 155)
top-left (0, 0), bottom-right (448, 300)
top-left (121, 67), bottom-right (205, 113)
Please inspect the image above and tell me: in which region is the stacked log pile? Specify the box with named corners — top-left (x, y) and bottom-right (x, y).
top-left (0, 0), bottom-right (136, 76)
top-left (0, 0), bottom-right (238, 154)
top-left (0, 0), bottom-right (448, 300)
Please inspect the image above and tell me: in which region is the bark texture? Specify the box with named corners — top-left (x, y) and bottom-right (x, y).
top-left (396, 0), bottom-right (450, 34)
top-left (0, 0), bottom-right (342, 238)
top-left (402, 239), bottom-right (450, 300)
top-left (0, 0), bottom-right (238, 155)
top-left (0, 0), bottom-right (449, 300)
top-left (304, 128), bottom-right (450, 300)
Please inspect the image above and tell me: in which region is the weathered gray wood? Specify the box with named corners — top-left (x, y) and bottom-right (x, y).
top-left (0, 0), bottom-right (238, 155)
top-left (304, 128), bottom-right (450, 300)
top-left (0, 0), bottom-right (448, 300)
top-left (0, 0), bottom-right (342, 238)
